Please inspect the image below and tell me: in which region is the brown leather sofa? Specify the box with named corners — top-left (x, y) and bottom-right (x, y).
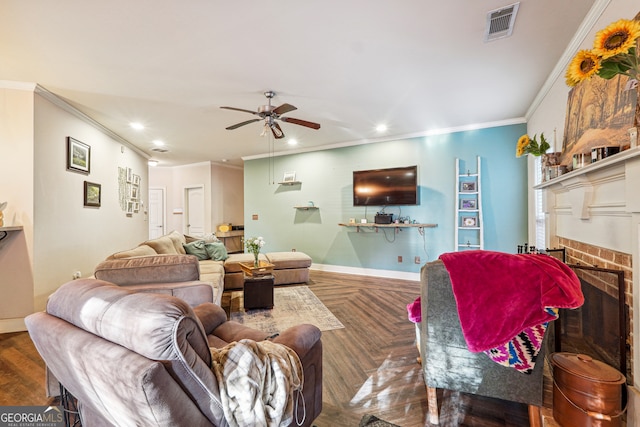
top-left (94, 253), bottom-right (222, 306)
top-left (26, 279), bottom-right (323, 426)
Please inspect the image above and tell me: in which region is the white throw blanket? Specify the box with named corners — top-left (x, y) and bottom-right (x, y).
top-left (210, 339), bottom-right (304, 427)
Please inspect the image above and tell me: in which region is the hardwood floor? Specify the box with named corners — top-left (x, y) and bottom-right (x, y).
top-left (1, 270), bottom-right (542, 426)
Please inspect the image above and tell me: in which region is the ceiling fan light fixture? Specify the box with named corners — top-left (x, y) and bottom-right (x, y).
top-left (221, 91), bottom-right (320, 138)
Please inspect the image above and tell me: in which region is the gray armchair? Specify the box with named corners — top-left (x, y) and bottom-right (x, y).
top-left (26, 278), bottom-right (323, 426)
top-left (419, 260), bottom-right (545, 426)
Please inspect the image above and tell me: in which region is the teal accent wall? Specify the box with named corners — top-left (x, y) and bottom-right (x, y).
top-left (243, 124), bottom-right (528, 272)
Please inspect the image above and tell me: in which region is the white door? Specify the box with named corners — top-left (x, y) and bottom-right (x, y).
top-left (185, 186), bottom-right (205, 236)
top-left (148, 188), bottom-right (165, 239)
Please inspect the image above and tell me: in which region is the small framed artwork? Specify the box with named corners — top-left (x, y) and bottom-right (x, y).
top-left (133, 174), bottom-right (140, 186)
top-left (461, 182), bottom-right (476, 192)
top-left (283, 171), bottom-right (296, 183)
top-left (67, 137), bottom-right (91, 174)
top-left (126, 168), bottom-right (133, 183)
top-left (126, 200), bottom-right (134, 215)
top-left (461, 217), bottom-right (477, 227)
top-left (460, 199), bottom-right (477, 210)
top-left (84, 181), bottom-right (101, 207)
top-left (129, 185), bottom-right (139, 200)
top-left (133, 202), bottom-right (140, 213)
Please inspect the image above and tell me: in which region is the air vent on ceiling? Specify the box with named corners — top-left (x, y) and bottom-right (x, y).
top-left (484, 2), bottom-right (520, 42)
top-left (151, 147), bottom-right (169, 153)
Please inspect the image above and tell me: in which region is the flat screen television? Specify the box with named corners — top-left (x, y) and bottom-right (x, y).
top-left (353, 165), bottom-right (418, 206)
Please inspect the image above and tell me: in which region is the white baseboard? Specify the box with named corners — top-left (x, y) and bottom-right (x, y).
top-left (0, 318), bottom-right (27, 333)
top-left (310, 263), bottom-right (420, 282)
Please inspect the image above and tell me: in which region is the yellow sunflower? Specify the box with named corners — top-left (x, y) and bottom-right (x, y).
top-left (516, 134), bottom-right (530, 157)
top-left (592, 18), bottom-right (640, 59)
top-left (565, 50), bottom-right (601, 87)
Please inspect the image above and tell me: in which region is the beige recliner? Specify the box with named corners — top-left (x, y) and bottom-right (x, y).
top-left (26, 278), bottom-right (323, 426)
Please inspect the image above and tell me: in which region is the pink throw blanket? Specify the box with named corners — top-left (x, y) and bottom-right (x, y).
top-left (439, 250), bottom-right (583, 353)
top-left (407, 297), bottom-right (421, 323)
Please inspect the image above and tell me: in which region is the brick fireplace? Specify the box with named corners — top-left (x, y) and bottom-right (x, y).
top-left (555, 237), bottom-right (632, 380)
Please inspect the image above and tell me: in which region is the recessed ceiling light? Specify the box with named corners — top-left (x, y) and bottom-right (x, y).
top-left (376, 124), bottom-right (388, 133)
top-left (130, 122), bottom-right (145, 130)
top-left (148, 160), bottom-right (159, 167)
top-left (288, 139), bottom-right (298, 146)
top-left (152, 140), bottom-right (164, 146)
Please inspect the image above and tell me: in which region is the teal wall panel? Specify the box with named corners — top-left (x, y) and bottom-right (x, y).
top-left (243, 123), bottom-right (528, 272)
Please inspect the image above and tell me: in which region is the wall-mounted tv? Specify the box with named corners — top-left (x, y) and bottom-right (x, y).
top-left (353, 165), bottom-right (418, 206)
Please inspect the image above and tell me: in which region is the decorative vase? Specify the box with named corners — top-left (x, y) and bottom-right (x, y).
top-left (253, 252), bottom-right (259, 267)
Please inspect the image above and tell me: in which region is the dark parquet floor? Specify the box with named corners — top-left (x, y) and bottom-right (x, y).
top-left (1, 270), bottom-right (541, 426)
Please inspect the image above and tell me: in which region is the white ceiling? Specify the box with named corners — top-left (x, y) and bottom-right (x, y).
top-left (0, 0), bottom-right (595, 167)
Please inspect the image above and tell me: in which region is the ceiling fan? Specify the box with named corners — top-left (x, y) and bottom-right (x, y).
top-left (221, 91), bottom-right (321, 139)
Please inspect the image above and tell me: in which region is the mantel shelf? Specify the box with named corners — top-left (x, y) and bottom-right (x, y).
top-left (294, 206), bottom-right (318, 210)
top-left (278, 181), bottom-right (301, 186)
top-left (534, 147), bottom-right (640, 189)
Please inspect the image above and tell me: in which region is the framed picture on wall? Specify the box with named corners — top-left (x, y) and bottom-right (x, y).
top-left (460, 182), bottom-right (476, 192)
top-left (283, 171), bottom-right (296, 183)
top-left (460, 199), bottom-right (476, 209)
top-left (67, 137), bottom-right (91, 174)
top-left (84, 181), bottom-right (101, 207)
top-left (461, 216), bottom-right (477, 227)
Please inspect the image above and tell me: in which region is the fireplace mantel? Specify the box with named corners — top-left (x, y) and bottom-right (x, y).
top-left (535, 146), bottom-right (640, 190)
top-left (535, 145), bottom-right (640, 391)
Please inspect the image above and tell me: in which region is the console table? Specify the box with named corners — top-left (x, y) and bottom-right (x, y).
top-left (216, 230), bottom-right (244, 253)
top-left (338, 223), bottom-right (438, 233)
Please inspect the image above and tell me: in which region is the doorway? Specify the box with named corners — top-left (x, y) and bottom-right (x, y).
top-left (148, 187), bottom-right (165, 239)
top-left (185, 185), bottom-right (205, 236)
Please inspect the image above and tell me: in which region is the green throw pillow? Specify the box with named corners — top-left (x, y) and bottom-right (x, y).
top-left (205, 242), bottom-right (229, 261)
top-left (182, 240), bottom-right (209, 260)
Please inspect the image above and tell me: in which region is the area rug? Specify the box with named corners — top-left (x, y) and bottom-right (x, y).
top-left (229, 285), bottom-right (344, 334)
top-left (359, 414), bottom-right (401, 427)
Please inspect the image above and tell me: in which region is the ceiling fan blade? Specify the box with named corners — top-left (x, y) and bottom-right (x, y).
top-left (271, 122), bottom-right (285, 139)
top-left (273, 103), bottom-right (297, 115)
top-left (280, 116), bottom-right (321, 130)
top-left (220, 106), bottom-right (259, 115)
top-left (226, 118), bottom-right (261, 130)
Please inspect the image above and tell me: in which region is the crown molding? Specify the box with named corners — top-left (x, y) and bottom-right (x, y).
top-left (242, 116), bottom-right (527, 161)
top-left (0, 80), bottom-right (37, 91)
top-left (34, 84), bottom-right (149, 159)
top-left (526, 0), bottom-right (612, 119)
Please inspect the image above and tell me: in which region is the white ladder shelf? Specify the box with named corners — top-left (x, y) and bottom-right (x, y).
top-left (454, 156), bottom-right (484, 251)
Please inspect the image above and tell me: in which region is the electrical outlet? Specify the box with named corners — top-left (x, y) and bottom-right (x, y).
top-left (252, 214), bottom-right (259, 220)
top-left (415, 256), bottom-right (421, 264)
top-left (73, 271), bottom-right (81, 279)
top-left (398, 256), bottom-right (403, 263)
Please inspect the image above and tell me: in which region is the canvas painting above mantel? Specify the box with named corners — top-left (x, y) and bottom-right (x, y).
top-left (560, 74), bottom-right (638, 167)
top-left (559, 10), bottom-right (640, 168)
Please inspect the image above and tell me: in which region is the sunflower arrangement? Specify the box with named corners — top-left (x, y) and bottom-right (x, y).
top-left (516, 133), bottom-right (550, 157)
top-left (566, 18), bottom-right (640, 86)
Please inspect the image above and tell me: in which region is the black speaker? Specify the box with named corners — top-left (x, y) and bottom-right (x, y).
top-left (374, 213), bottom-right (393, 224)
